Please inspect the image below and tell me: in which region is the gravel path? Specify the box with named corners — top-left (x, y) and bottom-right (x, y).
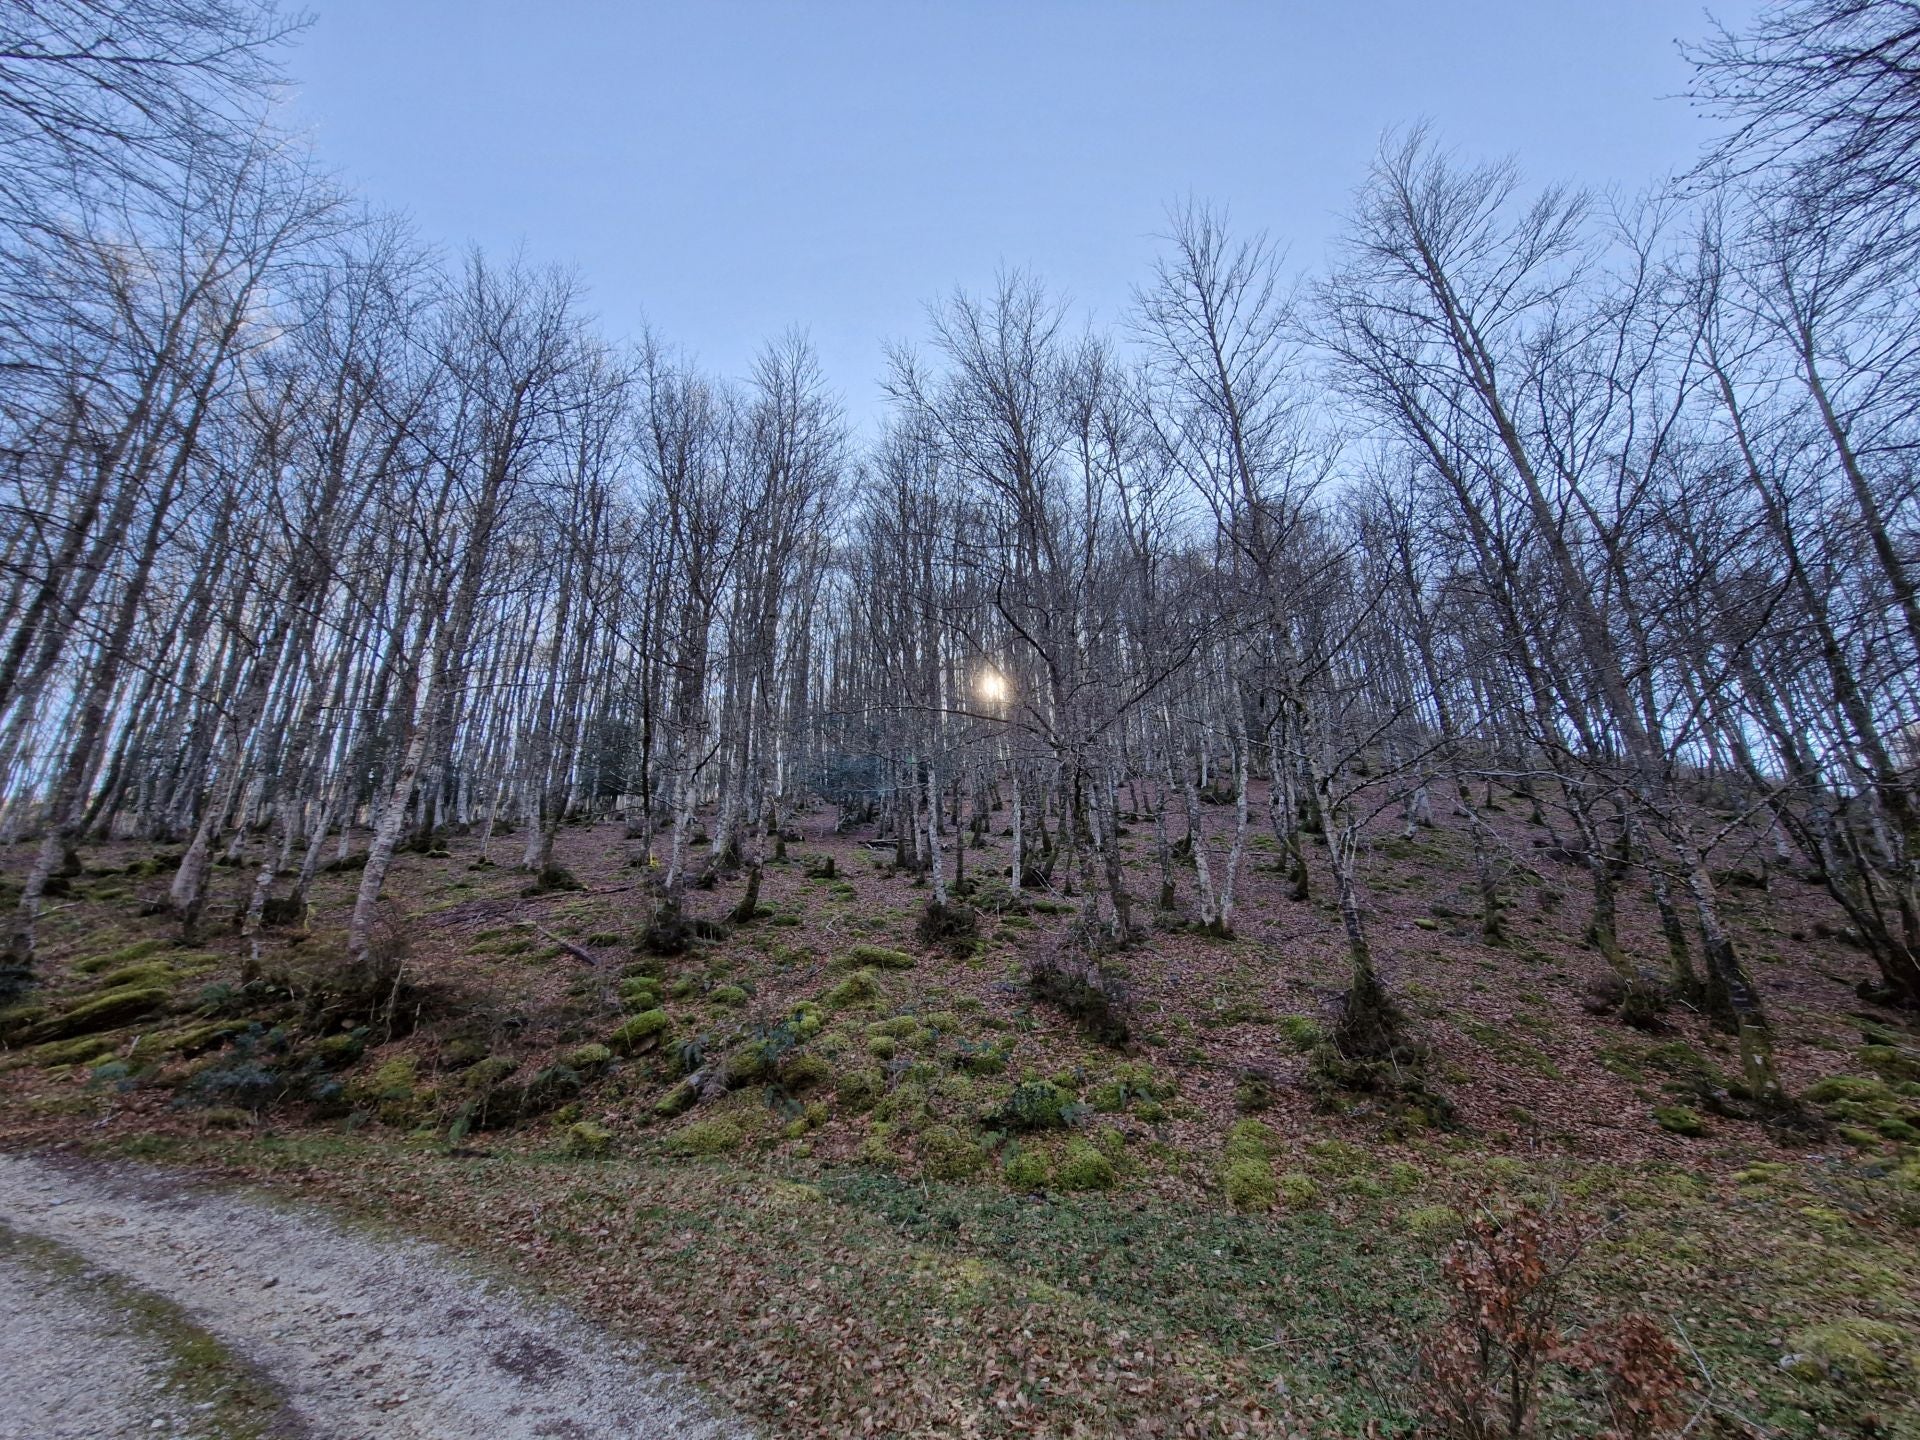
top-left (0, 1151), bottom-right (749, 1440)
top-left (0, 1238), bottom-right (206, 1440)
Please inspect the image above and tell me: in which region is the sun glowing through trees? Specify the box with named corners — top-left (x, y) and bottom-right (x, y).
top-left (977, 669), bottom-right (1008, 707)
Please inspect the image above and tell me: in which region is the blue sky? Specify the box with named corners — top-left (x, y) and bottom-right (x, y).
top-left (285, 1), bottom-right (1756, 429)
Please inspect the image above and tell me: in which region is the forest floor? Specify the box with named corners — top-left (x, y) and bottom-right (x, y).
top-left (1, 788), bottom-right (1917, 1438)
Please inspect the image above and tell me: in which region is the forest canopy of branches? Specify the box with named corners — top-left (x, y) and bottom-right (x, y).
top-left (0, 0), bottom-right (1915, 1128)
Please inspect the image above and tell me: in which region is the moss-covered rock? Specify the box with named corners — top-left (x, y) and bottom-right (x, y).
top-left (608, 1008), bottom-right (670, 1056)
top-left (1806, 1075), bottom-right (1894, 1105)
top-left (71, 940), bottom-right (171, 974)
top-left (617, 977), bottom-right (662, 1011)
top-left (28, 984), bottom-right (170, 1041)
top-left (653, 1080), bottom-right (697, 1117)
top-left (29, 1033), bottom-right (121, 1068)
top-left (709, 984), bottom-right (748, 1007)
top-left (90, 961), bottom-right (184, 990)
top-left (1653, 1104), bottom-right (1706, 1136)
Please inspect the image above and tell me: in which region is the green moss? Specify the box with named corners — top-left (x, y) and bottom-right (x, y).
top-left (608, 1008), bottom-right (670, 1055)
top-left (1304, 1138), bottom-right (1366, 1175)
top-left (567, 1042), bottom-right (612, 1071)
top-left (1402, 1205), bottom-right (1463, 1241)
top-left (1386, 1161), bottom-right (1425, 1195)
top-left (459, 1056), bottom-right (518, 1092)
top-left (841, 943), bottom-right (916, 970)
top-left (791, 1001), bottom-right (824, 1038)
top-left (783, 1053), bottom-right (832, 1090)
top-left (1222, 1156), bottom-right (1276, 1210)
top-left (672, 1115), bottom-right (747, 1154)
top-left (1652, 1104), bottom-right (1706, 1136)
top-left (1002, 1144), bottom-right (1049, 1189)
top-left (653, 1080), bottom-right (697, 1117)
top-left (618, 977), bottom-right (662, 1010)
top-left (91, 961), bottom-right (185, 990)
top-left (709, 984), bottom-right (748, 1007)
top-left (1278, 1172), bottom-right (1319, 1208)
top-left (1056, 1137), bottom-right (1116, 1190)
top-left (348, 1057), bottom-right (417, 1108)
top-left (921, 1124), bottom-right (985, 1179)
top-left (869, 1015), bottom-right (921, 1038)
top-left (71, 939), bottom-right (170, 974)
top-left (1806, 1075), bottom-right (1894, 1105)
top-left (824, 967), bottom-right (880, 1010)
top-left (866, 1034), bottom-right (897, 1060)
top-left (838, 1066), bottom-right (886, 1113)
top-left (1224, 1118), bottom-right (1275, 1163)
top-left (30, 1033), bottom-right (120, 1068)
top-left (30, 984), bottom-right (170, 1040)
top-left (1278, 1015), bottom-right (1323, 1050)
top-left (1783, 1318), bottom-right (1910, 1381)
top-left (563, 1121), bottom-right (612, 1157)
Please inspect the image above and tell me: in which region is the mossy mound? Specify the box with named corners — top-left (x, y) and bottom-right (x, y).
top-left (563, 1121), bottom-right (612, 1157)
top-left (1056, 1137), bottom-right (1117, 1191)
top-left (672, 1115), bottom-right (747, 1155)
top-left (990, 1080), bottom-right (1076, 1132)
top-left (824, 968), bottom-right (880, 1010)
top-left (1002, 1144), bottom-right (1049, 1190)
top-left (567, 1043), bottom-right (612, 1073)
top-left (920, 1124), bottom-right (985, 1179)
top-left (838, 944), bottom-right (915, 971)
top-left (1782, 1318), bottom-right (1913, 1383)
top-left (1653, 1104), bottom-right (1706, 1136)
top-left (1223, 1157), bottom-right (1277, 1210)
top-left (71, 940), bottom-right (171, 975)
top-left (608, 1008), bottom-right (670, 1056)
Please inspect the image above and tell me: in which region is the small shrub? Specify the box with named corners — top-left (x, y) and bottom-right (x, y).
top-left (993, 1080), bottom-right (1076, 1131)
top-left (915, 899), bottom-right (980, 954)
top-left (1026, 947), bottom-right (1132, 1046)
